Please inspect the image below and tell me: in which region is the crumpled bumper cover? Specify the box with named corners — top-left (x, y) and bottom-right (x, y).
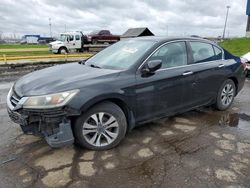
top-left (45, 121), bottom-right (74, 148)
top-left (7, 107), bottom-right (75, 148)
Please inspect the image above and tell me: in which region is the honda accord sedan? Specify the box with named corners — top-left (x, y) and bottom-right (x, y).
top-left (7, 37), bottom-right (247, 150)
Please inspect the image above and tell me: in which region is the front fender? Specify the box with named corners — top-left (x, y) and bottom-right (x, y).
top-left (79, 93), bottom-right (132, 112)
top-left (67, 91), bottom-right (136, 131)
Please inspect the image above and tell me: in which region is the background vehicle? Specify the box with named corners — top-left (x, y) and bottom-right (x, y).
top-left (86, 30), bottom-right (120, 44)
top-left (49, 30), bottom-right (119, 54)
top-left (7, 37), bottom-right (247, 150)
top-left (49, 31), bottom-right (87, 54)
top-left (241, 52), bottom-right (250, 76)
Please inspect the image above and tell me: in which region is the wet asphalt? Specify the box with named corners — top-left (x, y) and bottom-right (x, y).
top-left (0, 75), bottom-right (250, 188)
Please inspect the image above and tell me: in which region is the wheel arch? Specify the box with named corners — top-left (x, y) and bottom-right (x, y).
top-left (79, 97), bottom-right (136, 132)
top-left (228, 76), bottom-right (238, 95)
top-left (58, 46), bottom-right (68, 53)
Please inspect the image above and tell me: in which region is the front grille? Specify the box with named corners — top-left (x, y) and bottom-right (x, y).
top-left (10, 91), bottom-right (21, 107)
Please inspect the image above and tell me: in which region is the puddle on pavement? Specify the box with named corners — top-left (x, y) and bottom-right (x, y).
top-left (214, 112), bottom-right (250, 131)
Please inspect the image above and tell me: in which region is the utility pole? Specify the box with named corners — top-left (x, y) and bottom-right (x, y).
top-left (222, 5), bottom-right (230, 39)
top-left (49, 18), bottom-right (52, 37)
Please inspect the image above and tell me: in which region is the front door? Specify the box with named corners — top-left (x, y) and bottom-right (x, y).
top-left (135, 41), bottom-right (196, 122)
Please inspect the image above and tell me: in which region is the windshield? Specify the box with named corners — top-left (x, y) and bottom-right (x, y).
top-left (59, 34), bottom-right (68, 42)
top-left (90, 30), bottom-right (100, 35)
top-left (85, 40), bottom-right (156, 70)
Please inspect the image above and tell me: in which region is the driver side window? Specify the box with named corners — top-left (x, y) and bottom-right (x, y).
top-left (69, 35), bottom-right (74, 41)
top-left (148, 42), bottom-right (188, 69)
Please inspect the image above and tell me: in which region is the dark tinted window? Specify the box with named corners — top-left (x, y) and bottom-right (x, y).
top-left (148, 42), bottom-right (187, 69)
top-left (190, 42), bottom-right (215, 63)
top-left (69, 35), bottom-right (74, 41)
top-left (75, 35), bottom-right (80, 40)
top-left (213, 46), bottom-right (223, 60)
top-left (101, 30), bottom-right (110, 35)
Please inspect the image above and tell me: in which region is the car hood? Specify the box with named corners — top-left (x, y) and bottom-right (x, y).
top-left (49, 40), bottom-right (64, 45)
top-left (14, 63), bottom-right (121, 97)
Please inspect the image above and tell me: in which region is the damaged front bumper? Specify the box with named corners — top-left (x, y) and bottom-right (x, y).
top-left (7, 106), bottom-right (76, 148)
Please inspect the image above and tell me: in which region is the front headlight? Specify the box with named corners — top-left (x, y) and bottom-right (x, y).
top-left (22, 89), bottom-right (79, 109)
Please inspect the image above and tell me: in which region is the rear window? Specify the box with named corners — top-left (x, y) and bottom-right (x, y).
top-left (213, 46), bottom-right (223, 60)
top-left (190, 42), bottom-right (217, 63)
top-left (75, 35), bottom-right (80, 40)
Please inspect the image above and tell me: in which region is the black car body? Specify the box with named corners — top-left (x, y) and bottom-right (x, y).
top-left (7, 37), bottom-right (247, 150)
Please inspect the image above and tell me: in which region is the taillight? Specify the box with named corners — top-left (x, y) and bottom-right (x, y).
top-left (240, 58), bottom-right (248, 71)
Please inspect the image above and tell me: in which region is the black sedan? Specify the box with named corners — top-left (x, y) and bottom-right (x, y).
top-left (7, 37), bottom-right (247, 150)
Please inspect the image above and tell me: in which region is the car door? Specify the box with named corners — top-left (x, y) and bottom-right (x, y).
top-left (135, 41), bottom-right (197, 122)
top-left (99, 31), bottom-right (106, 42)
top-left (185, 41), bottom-right (226, 107)
top-left (74, 34), bottom-right (82, 49)
top-left (66, 35), bottom-right (75, 50)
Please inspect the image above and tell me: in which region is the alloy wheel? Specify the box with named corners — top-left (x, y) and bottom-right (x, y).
top-left (221, 83), bottom-right (234, 107)
top-left (82, 112), bottom-right (119, 147)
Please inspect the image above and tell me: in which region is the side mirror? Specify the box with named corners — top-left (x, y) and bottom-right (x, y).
top-left (141, 60), bottom-right (162, 75)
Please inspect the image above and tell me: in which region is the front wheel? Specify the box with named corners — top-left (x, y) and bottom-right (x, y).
top-left (215, 79), bottom-right (236, 111)
top-left (73, 102), bottom-right (127, 150)
top-left (58, 47), bottom-right (68, 54)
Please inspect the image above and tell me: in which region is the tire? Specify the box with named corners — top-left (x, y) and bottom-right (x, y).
top-left (92, 39), bottom-right (98, 45)
top-left (73, 102), bottom-right (127, 150)
top-left (215, 79), bottom-right (236, 111)
top-left (58, 47), bottom-right (68, 54)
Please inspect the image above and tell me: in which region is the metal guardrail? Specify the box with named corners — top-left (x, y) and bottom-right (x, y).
top-left (0, 53), bottom-right (93, 63)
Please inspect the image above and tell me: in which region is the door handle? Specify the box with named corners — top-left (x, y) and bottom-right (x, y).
top-left (182, 71), bottom-right (193, 76)
top-left (218, 64), bottom-right (224, 68)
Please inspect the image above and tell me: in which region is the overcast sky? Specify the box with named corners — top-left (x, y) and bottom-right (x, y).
top-left (0, 0), bottom-right (248, 38)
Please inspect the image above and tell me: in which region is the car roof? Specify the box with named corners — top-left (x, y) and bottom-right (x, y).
top-left (128, 36), bottom-right (217, 45)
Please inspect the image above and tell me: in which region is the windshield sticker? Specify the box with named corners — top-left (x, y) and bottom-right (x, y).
top-left (122, 47), bottom-right (138, 53)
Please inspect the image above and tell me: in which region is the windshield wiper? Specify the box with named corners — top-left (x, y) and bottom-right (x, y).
top-left (89, 64), bottom-right (101, 69)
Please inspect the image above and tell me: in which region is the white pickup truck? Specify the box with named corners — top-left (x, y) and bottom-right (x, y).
top-left (49, 31), bottom-right (86, 54)
top-left (49, 30), bottom-right (119, 54)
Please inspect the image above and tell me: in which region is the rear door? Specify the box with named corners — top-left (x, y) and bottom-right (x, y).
top-left (186, 41), bottom-right (226, 107)
top-left (74, 34), bottom-right (82, 49)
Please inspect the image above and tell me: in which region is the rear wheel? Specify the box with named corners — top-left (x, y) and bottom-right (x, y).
top-left (215, 79), bottom-right (236, 111)
top-left (74, 102), bottom-right (127, 150)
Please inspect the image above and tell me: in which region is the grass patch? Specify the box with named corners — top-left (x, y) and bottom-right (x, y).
top-left (219, 38), bottom-right (250, 56)
top-left (0, 51), bottom-right (52, 56)
top-left (0, 44), bottom-right (48, 49)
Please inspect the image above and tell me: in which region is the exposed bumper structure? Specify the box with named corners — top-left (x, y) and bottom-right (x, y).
top-left (7, 89), bottom-right (77, 148)
top-left (7, 107), bottom-right (75, 147)
top-left (45, 121), bottom-right (74, 148)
